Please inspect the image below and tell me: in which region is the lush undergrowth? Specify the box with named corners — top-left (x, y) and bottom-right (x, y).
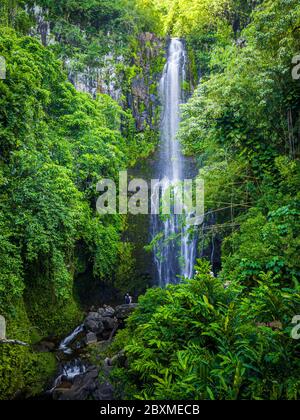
top-left (1, 0), bottom-right (300, 401)
top-left (111, 261), bottom-right (300, 399)
top-left (110, 0), bottom-right (300, 400)
top-left (0, 0), bottom-right (161, 399)
top-left (179, 0), bottom-right (300, 286)
top-left (0, 27), bottom-right (130, 398)
top-left (0, 301), bottom-right (57, 400)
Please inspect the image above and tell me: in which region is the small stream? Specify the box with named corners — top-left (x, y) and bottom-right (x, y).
top-left (39, 304), bottom-right (131, 400)
top-left (49, 325), bottom-right (88, 393)
top-left (58, 324), bottom-right (84, 355)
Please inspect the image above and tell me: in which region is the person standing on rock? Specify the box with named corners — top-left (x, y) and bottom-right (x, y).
top-left (125, 293), bottom-right (131, 305)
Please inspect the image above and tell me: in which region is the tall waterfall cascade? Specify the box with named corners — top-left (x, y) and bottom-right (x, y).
top-left (152, 39), bottom-right (197, 287)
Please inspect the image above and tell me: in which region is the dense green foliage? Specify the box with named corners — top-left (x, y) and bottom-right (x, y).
top-left (179, 0), bottom-right (300, 286)
top-left (1, 0), bottom-right (300, 401)
top-left (112, 261), bottom-right (300, 399)
top-left (0, 27), bottom-right (137, 319)
top-left (0, 302), bottom-right (57, 400)
top-left (0, 0), bottom-right (162, 399)
top-left (27, 0), bottom-right (164, 106)
top-left (0, 27), bottom-right (128, 397)
top-left (111, 0), bottom-right (300, 400)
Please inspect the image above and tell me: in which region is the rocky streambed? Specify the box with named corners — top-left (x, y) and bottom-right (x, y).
top-left (37, 304), bottom-right (137, 400)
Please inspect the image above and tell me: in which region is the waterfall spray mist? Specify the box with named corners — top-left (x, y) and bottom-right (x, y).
top-left (151, 39), bottom-right (198, 287)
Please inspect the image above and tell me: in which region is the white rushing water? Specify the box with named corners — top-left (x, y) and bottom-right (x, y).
top-left (58, 324), bottom-right (84, 355)
top-left (51, 359), bottom-right (87, 391)
top-left (152, 39), bottom-right (197, 287)
top-left (49, 326), bottom-right (86, 392)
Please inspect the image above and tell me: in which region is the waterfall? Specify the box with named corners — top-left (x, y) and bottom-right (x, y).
top-left (152, 39), bottom-right (197, 287)
top-left (58, 324), bottom-right (84, 355)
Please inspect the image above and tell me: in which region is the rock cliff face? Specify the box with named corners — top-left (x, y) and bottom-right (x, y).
top-left (66, 51), bottom-right (124, 101)
top-left (29, 6), bottom-right (166, 131)
top-left (128, 32), bottom-right (165, 131)
top-left (28, 5), bottom-right (54, 47)
top-left (65, 32), bottom-right (166, 132)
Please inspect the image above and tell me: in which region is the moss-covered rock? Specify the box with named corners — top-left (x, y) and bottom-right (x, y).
top-left (0, 300), bottom-right (57, 400)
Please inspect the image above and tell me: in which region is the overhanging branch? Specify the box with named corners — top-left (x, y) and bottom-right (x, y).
top-left (0, 339), bottom-right (29, 347)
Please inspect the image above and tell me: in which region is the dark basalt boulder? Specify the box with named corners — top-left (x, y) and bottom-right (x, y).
top-left (84, 312), bottom-right (104, 334)
top-left (115, 304), bottom-right (138, 320)
top-left (53, 367), bottom-right (114, 400)
top-left (85, 332), bottom-right (97, 345)
top-left (102, 306), bottom-right (115, 318)
top-left (97, 308), bottom-right (105, 316)
top-left (102, 316), bottom-right (117, 331)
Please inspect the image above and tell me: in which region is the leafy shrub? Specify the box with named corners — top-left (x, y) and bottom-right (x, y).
top-left (112, 261), bottom-right (300, 400)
